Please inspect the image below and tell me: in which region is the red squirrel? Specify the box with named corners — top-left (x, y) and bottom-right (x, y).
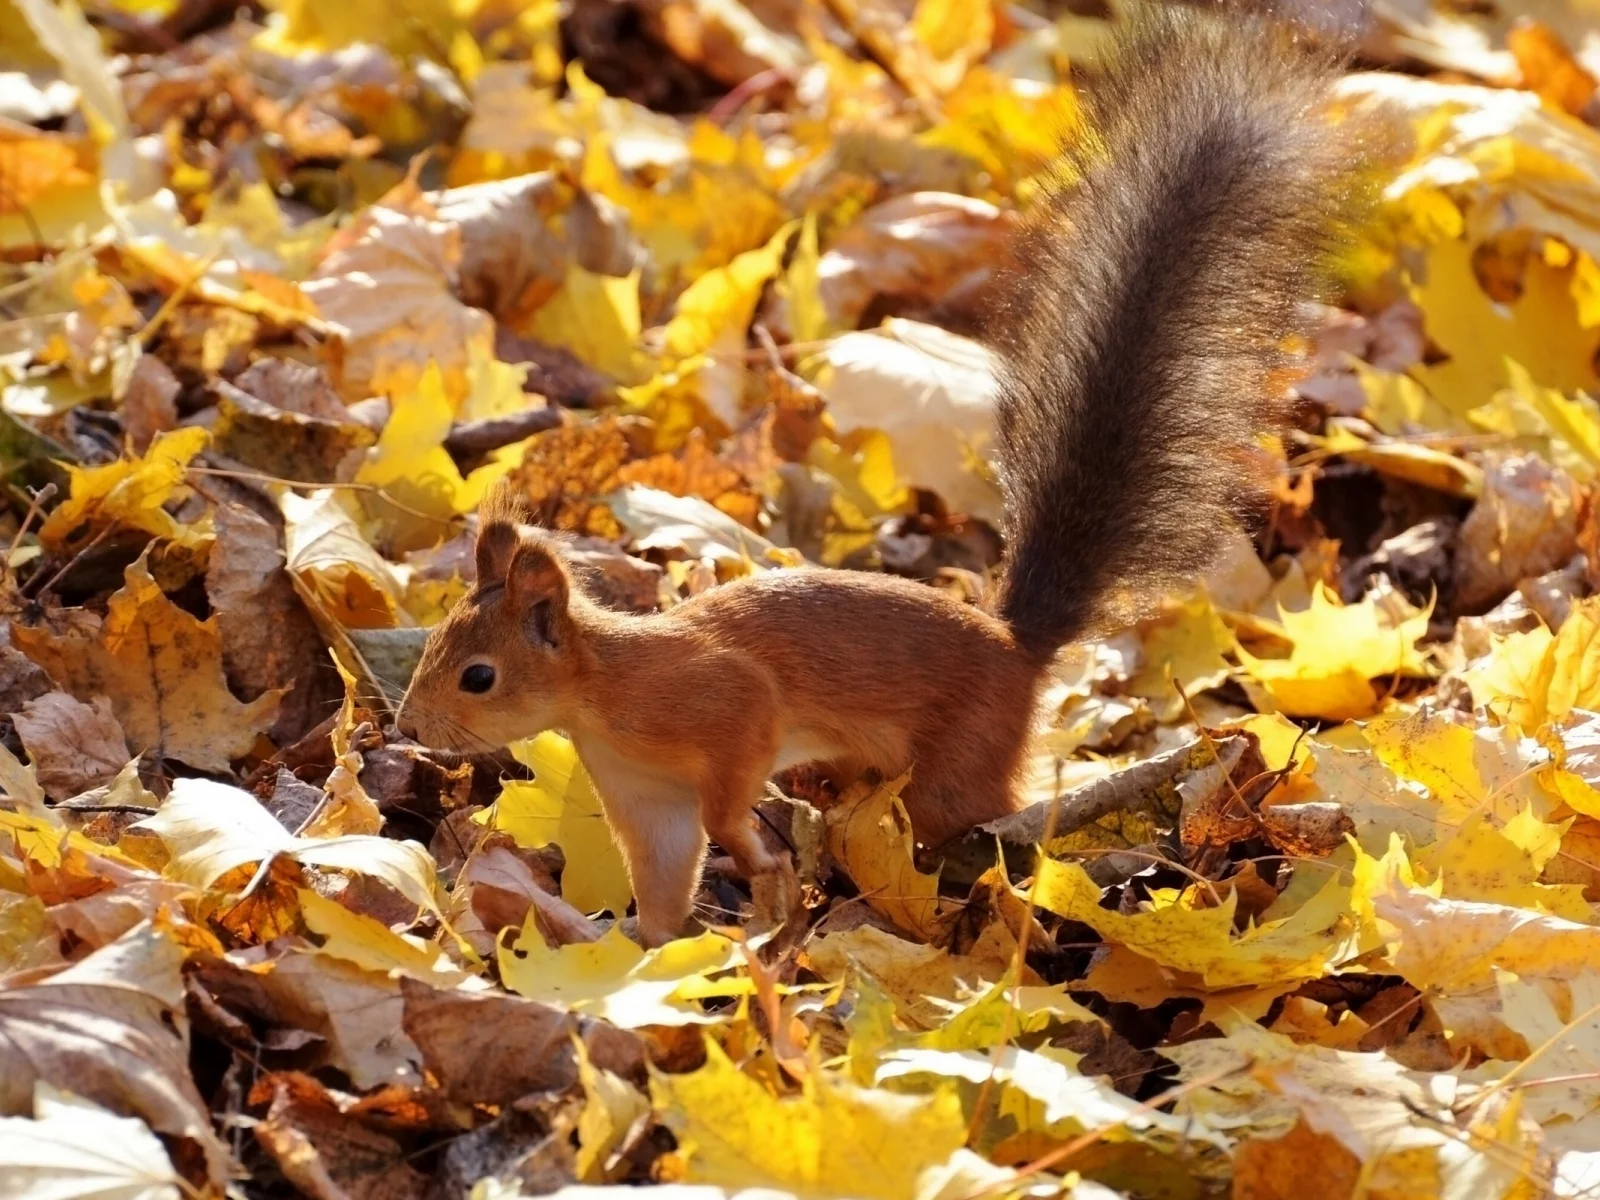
top-left (397, 9), bottom-right (1373, 946)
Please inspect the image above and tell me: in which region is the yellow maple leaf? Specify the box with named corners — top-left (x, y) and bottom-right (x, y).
top-left (39, 426), bottom-right (210, 552)
top-left (1413, 236), bottom-right (1600, 416)
top-left (652, 1039), bottom-right (967, 1199)
top-left (1472, 359), bottom-right (1600, 483)
top-left (498, 922), bottom-right (737, 1028)
top-left (661, 222), bottom-right (796, 427)
top-left (1031, 859), bottom-right (1359, 989)
top-left (12, 553), bottom-right (280, 773)
top-left (483, 731), bottom-right (632, 917)
top-left (1127, 589), bottom-right (1237, 721)
top-left (1236, 583), bottom-right (1431, 721)
top-left (356, 362), bottom-right (514, 553)
top-left (1367, 708), bottom-right (1561, 825)
top-left (297, 888), bottom-right (470, 986)
top-left (524, 264), bottom-right (644, 384)
top-left (579, 130), bottom-right (787, 284)
top-left (1418, 811), bottom-right (1591, 921)
top-left (1468, 597), bottom-right (1600, 733)
top-left (807, 922), bottom-right (1018, 1031)
top-left (824, 774), bottom-right (948, 942)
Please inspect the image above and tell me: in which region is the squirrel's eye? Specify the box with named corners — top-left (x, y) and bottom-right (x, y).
top-left (459, 664), bottom-right (496, 694)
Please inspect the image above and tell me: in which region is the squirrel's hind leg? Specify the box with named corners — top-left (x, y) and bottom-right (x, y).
top-left (900, 726), bottom-right (1029, 848)
top-left (701, 763), bottom-right (800, 938)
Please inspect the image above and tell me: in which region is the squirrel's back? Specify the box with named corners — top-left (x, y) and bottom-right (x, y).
top-left (988, 7), bottom-right (1375, 657)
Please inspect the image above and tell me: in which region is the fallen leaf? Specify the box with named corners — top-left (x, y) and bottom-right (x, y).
top-left (11, 692), bottom-right (128, 800)
top-left (825, 774), bottom-right (950, 941)
top-left (498, 923), bottom-right (740, 1028)
top-left (37, 428), bottom-right (209, 553)
top-left (305, 196), bottom-right (494, 405)
top-left (13, 553), bottom-right (282, 773)
top-left (1236, 583), bottom-right (1431, 721)
top-left (818, 319), bottom-right (1002, 525)
top-left (0, 1087), bottom-right (183, 1200)
top-left (486, 731), bottom-right (632, 917)
top-left (1455, 452), bottom-right (1582, 612)
top-left (133, 777), bottom-right (438, 915)
top-left (401, 976), bottom-right (642, 1107)
top-left (1032, 859), bottom-right (1361, 989)
top-left (0, 922), bottom-right (229, 1182)
top-left (652, 1039), bottom-right (967, 1199)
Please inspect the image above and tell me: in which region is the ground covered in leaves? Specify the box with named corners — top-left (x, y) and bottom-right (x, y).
top-left (8, 0), bottom-right (1600, 1197)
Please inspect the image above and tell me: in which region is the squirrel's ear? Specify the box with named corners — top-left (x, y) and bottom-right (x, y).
top-left (505, 536), bottom-right (569, 650)
top-left (475, 519), bottom-right (519, 584)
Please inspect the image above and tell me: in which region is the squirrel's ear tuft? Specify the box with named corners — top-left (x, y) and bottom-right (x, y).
top-left (475, 481), bottom-right (539, 582)
top-left (506, 535), bottom-right (570, 649)
top-left (475, 519), bottom-right (519, 584)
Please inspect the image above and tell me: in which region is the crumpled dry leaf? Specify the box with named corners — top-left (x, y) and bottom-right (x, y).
top-left (13, 553), bottom-right (281, 774)
top-left (1455, 452), bottom-right (1582, 612)
top-left (205, 501), bottom-right (332, 746)
top-left (401, 976), bottom-right (642, 1108)
top-left (133, 777), bottom-right (438, 915)
top-left (37, 427), bottom-right (209, 553)
top-left (0, 1087), bottom-right (183, 1200)
top-left (816, 192), bottom-right (1016, 330)
top-left (11, 691), bottom-right (128, 801)
top-left (305, 190), bottom-right (494, 405)
top-left (607, 483), bottom-right (782, 564)
top-left (250, 1071), bottom-right (428, 1200)
top-left (0, 922), bottom-right (230, 1183)
top-left (817, 318), bottom-right (1001, 524)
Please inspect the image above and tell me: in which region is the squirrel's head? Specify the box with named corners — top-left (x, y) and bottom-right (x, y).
top-left (396, 509), bottom-right (581, 753)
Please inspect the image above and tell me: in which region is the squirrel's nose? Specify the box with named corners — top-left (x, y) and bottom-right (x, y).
top-left (395, 713), bottom-right (419, 741)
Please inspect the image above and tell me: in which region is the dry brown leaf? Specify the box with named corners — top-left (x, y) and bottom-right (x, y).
top-left (304, 191), bottom-right (493, 405)
top-left (816, 192), bottom-right (1017, 330)
top-left (233, 358), bottom-right (351, 422)
top-left (212, 382), bottom-right (376, 485)
top-left (13, 553), bottom-right (282, 773)
top-left (459, 842), bottom-right (604, 945)
top-left (119, 354), bottom-right (179, 453)
top-left (11, 692), bottom-right (129, 801)
top-left (206, 501), bottom-right (336, 746)
top-left (400, 977), bottom-right (641, 1107)
top-left (253, 1073), bottom-right (428, 1200)
top-left (432, 174), bottom-right (642, 328)
top-left (1455, 452), bottom-right (1583, 612)
top-left (0, 922), bottom-right (231, 1183)
top-left (193, 949), bottom-right (419, 1090)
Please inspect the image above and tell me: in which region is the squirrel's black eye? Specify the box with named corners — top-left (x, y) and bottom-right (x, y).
top-left (460, 664), bottom-right (496, 694)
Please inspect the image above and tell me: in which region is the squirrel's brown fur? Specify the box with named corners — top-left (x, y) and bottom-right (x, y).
top-left (397, 7), bottom-right (1374, 946)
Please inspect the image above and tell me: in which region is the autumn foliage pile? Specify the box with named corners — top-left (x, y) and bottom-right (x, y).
top-left (8, 0), bottom-right (1600, 1197)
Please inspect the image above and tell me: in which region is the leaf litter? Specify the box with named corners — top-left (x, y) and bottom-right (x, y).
top-left (9, 0), bottom-right (1600, 1197)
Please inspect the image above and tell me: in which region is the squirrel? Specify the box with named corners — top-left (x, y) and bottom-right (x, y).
top-left (396, 6), bottom-right (1374, 947)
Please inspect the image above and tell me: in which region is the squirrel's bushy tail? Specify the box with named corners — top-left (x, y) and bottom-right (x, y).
top-left (989, 6), bottom-right (1373, 658)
